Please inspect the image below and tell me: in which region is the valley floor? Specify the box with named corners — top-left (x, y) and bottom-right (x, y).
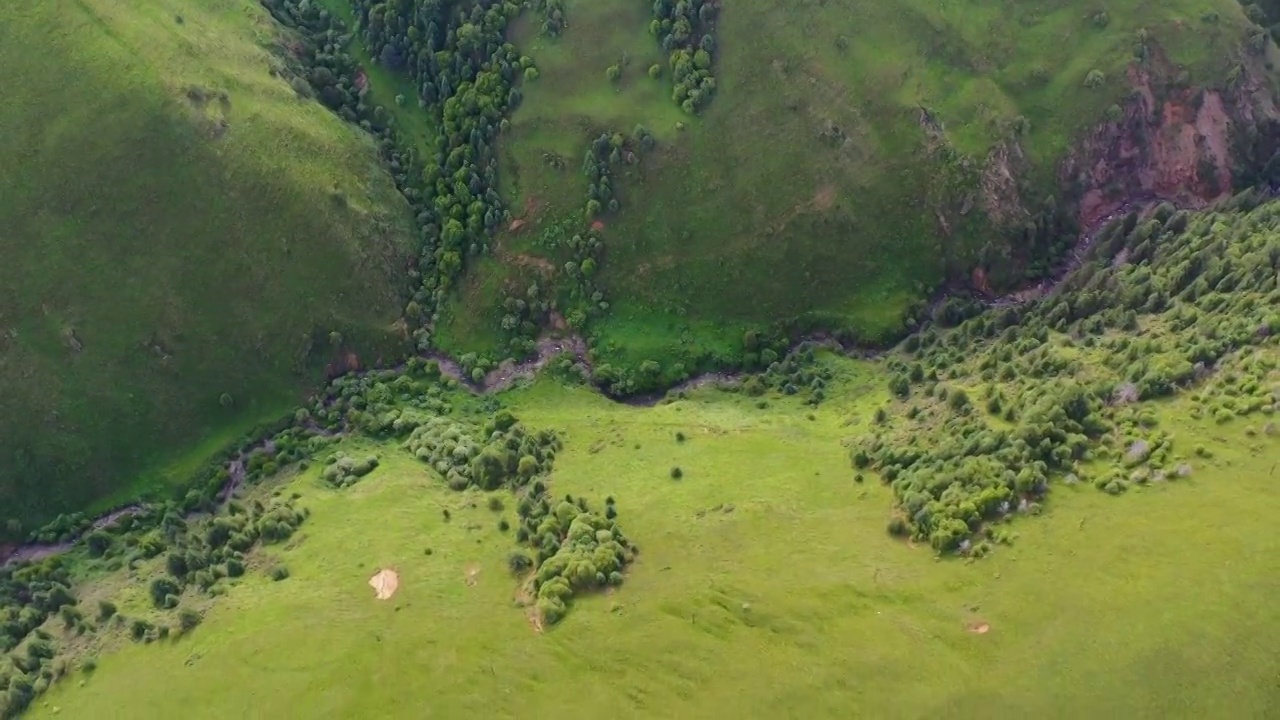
top-left (28, 361), bottom-right (1280, 718)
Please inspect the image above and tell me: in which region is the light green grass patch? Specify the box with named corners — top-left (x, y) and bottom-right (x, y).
top-left (32, 364), bottom-right (1280, 718)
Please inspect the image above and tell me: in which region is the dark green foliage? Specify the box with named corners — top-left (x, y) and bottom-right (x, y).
top-left (321, 453), bottom-right (380, 488)
top-left (648, 0), bottom-right (719, 112)
top-left (865, 197), bottom-right (1280, 554)
top-left (753, 346), bottom-right (834, 405)
top-left (85, 531), bottom-right (112, 558)
top-left (97, 600), bottom-right (117, 621)
top-left (670, 466), bottom-right (684, 479)
top-left (25, 513), bottom-right (92, 544)
top-left (507, 551), bottom-right (533, 575)
top-left (260, 0), bottom-right (531, 353)
top-left (405, 415), bottom-right (560, 493)
top-left (149, 578), bottom-right (181, 608)
top-left (177, 608), bottom-right (202, 634)
top-left (269, 566), bottom-right (291, 582)
top-left (0, 560), bottom-right (77, 653)
top-left (531, 0), bottom-right (566, 36)
top-left (523, 502), bottom-right (635, 626)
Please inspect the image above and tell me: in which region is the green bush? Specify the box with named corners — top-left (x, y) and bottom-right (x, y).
top-left (178, 608), bottom-right (202, 634)
top-left (97, 600), bottom-right (117, 621)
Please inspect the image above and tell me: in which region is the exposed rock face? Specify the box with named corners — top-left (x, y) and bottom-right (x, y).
top-left (979, 139), bottom-right (1031, 228)
top-left (1060, 51), bottom-right (1280, 231)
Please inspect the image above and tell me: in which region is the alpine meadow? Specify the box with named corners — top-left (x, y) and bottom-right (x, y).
top-left (2, 0), bottom-right (1279, 718)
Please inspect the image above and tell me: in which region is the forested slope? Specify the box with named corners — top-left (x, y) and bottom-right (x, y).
top-left (305, 0), bottom-right (1275, 393)
top-left (0, 1), bottom-right (417, 533)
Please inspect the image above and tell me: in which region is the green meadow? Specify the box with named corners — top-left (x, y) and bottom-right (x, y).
top-left (29, 361), bottom-right (1280, 718)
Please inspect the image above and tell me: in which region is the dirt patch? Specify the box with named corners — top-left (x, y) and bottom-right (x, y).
top-left (966, 621), bottom-right (991, 634)
top-left (464, 564), bottom-right (481, 587)
top-left (508, 252), bottom-right (556, 274)
top-left (1062, 50), bottom-right (1253, 230)
top-left (369, 569), bottom-right (399, 600)
top-left (508, 218), bottom-right (528, 233)
top-left (812, 185), bottom-right (836, 211)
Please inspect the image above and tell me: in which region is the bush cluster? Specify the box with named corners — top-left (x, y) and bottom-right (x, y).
top-left (0, 561), bottom-right (77, 717)
top-left (146, 496), bottom-right (308, 608)
top-left (530, 0), bottom-right (566, 36)
top-left (517, 494), bottom-right (634, 625)
top-left (648, 0), bottom-right (719, 112)
top-left (860, 192), bottom-right (1280, 554)
top-left (321, 452), bottom-right (380, 488)
top-left (745, 344), bottom-right (834, 405)
top-left (404, 410), bottom-right (560, 492)
top-left (24, 514), bottom-right (92, 545)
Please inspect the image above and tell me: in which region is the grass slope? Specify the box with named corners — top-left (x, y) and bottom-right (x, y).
top-left (28, 371), bottom-right (1280, 717)
top-left (0, 0), bottom-right (418, 528)
top-left (441, 0), bottom-right (1252, 363)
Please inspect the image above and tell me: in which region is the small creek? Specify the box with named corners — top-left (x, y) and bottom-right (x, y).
top-left (1, 208), bottom-right (1141, 566)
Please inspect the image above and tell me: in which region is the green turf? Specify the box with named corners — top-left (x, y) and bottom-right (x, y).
top-left (28, 361), bottom-right (1280, 718)
top-left (445, 0), bottom-right (1253, 364)
top-left (0, 0), bottom-right (417, 530)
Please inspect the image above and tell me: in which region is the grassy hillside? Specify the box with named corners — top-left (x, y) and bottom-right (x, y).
top-left (434, 0), bottom-right (1256, 377)
top-left (0, 0), bottom-right (418, 530)
top-left (7, 193), bottom-right (1279, 717)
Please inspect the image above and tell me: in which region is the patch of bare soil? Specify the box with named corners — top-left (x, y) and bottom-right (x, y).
top-left (812, 185), bottom-right (836, 210)
top-left (966, 621), bottom-right (991, 634)
top-left (464, 564), bottom-right (481, 587)
top-left (369, 568), bottom-right (399, 600)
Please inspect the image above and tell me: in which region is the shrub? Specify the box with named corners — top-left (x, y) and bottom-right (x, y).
top-left (269, 566), bottom-right (290, 582)
top-left (606, 64), bottom-right (621, 82)
top-left (97, 600), bottom-right (117, 621)
top-left (508, 551), bottom-right (533, 575)
top-left (178, 608), bottom-right (202, 634)
top-left (886, 515), bottom-right (910, 537)
top-left (648, 64), bottom-right (662, 79)
top-left (670, 466), bottom-right (683, 479)
top-left (498, 518), bottom-right (511, 532)
top-left (487, 496), bottom-right (505, 512)
top-left (1084, 69), bottom-right (1106, 88)
top-left (675, 431), bottom-right (686, 442)
top-left (149, 577), bottom-right (181, 608)
top-left (86, 531), bottom-right (113, 558)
